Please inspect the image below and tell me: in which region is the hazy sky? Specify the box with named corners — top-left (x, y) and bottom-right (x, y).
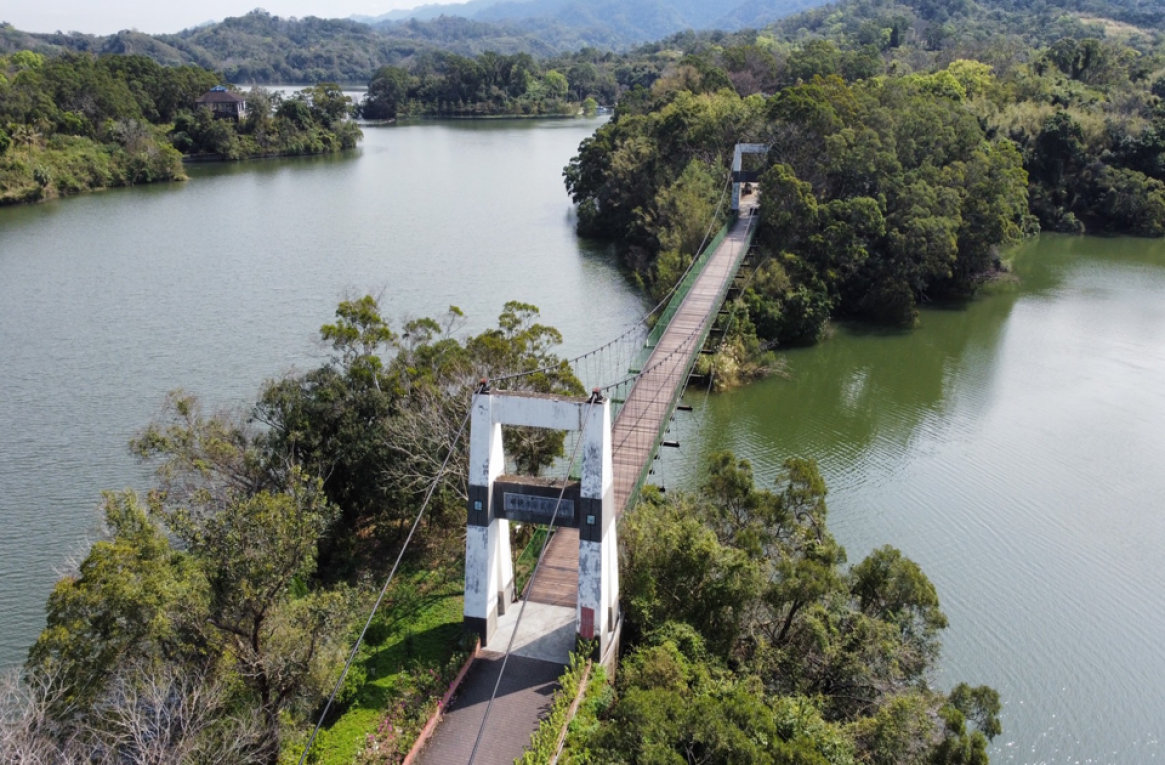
top-left (4, 1), bottom-right (459, 35)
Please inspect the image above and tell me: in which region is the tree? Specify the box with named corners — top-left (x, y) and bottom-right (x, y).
top-left (850, 546), bottom-right (948, 669)
top-left (567, 62), bottom-right (599, 101)
top-left (544, 69), bottom-right (569, 100)
top-left (320, 294), bottom-right (398, 391)
top-left (620, 489), bottom-right (765, 653)
top-left (133, 395), bottom-right (351, 764)
top-left (589, 634), bottom-right (850, 765)
top-left (148, 468), bottom-right (347, 765)
top-left (26, 491), bottom-right (206, 712)
top-left (305, 82), bottom-right (352, 127)
top-left (256, 296), bottom-right (581, 557)
top-left (584, 451), bottom-right (994, 764)
top-left (0, 661), bottom-right (266, 765)
top-left (0, 667), bottom-right (87, 764)
top-left (363, 65), bottom-right (411, 119)
top-left (83, 663), bottom-right (266, 765)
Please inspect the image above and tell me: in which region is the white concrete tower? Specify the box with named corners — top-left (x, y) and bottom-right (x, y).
top-left (576, 393), bottom-right (618, 659)
top-left (464, 385), bottom-right (514, 643)
top-left (463, 385), bottom-right (618, 654)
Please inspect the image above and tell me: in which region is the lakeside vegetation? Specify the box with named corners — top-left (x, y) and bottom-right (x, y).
top-left (562, 457), bottom-right (1000, 764)
top-left (0, 297), bottom-right (582, 763)
top-left (361, 52), bottom-right (586, 118)
top-left (0, 51), bottom-right (361, 205)
top-left (561, 0), bottom-right (1165, 372)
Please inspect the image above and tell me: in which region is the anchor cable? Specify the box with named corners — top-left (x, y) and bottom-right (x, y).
top-left (297, 401), bottom-right (474, 765)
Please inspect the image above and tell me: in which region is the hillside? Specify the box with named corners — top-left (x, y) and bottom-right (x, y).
top-left (762, 0), bottom-right (1165, 48)
top-left (1, 0), bottom-right (834, 84)
top-left (4, 0), bottom-right (1164, 84)
top-left (365, 0), bottom-right (831, 43)
top-left (0, 12), bottom-right (556, 83)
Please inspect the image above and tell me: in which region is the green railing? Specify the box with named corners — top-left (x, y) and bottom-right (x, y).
top-left (619, 213), bottom-right (759, 511)
top-left (626, 220), bottom-right (733, 377)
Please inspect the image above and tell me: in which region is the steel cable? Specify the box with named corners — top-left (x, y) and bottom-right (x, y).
top-left (297, 402), bottom-right (474, 765)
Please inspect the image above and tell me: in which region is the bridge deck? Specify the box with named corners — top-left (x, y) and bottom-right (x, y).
top-left (528, 202), bottom-right (756, 610)
top-left (610, 201), bottom-right (757, 516)
top-left (417, 201), bottom-right (757, 764)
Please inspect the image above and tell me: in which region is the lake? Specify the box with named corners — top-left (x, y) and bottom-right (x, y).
top-left (662, 234), bottom-right (1165, 764)
top-left (2, 118), bottom-right (1164, 763)
top-left (0, 115), bottom-right (643, 665)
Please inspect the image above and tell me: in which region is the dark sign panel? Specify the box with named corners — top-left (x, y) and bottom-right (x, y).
top-left (503, 492), bottom-right (576, 526)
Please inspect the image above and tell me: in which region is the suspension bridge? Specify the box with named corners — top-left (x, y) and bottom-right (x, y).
top-left (415, 158), bottom-right (763, 763)
top-left (300, 147), bottom-right (767, 765)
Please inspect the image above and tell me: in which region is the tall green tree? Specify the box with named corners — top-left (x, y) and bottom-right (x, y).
top-left (599, 451), bottom-right (1000, 765)
top-left (26, 491), bottom-right (206, 712)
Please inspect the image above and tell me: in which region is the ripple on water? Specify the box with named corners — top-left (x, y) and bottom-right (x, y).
top-left (676, 237), bottom-right (1165, 764)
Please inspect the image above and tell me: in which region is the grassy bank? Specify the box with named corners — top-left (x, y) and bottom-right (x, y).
top-left (296, 567), bottom-right (466, 765)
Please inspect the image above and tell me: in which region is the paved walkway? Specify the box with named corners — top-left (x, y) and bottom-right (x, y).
top-left (413, 654), bottom-right (563, 765)
top-left (413, 602), bottom-right (575, 765)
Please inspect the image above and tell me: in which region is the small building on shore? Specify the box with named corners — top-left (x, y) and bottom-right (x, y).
top-left (196, 86), bottom-right (247, 121)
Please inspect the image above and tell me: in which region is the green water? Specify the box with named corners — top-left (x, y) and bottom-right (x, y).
top-left (662, 234), bottom-right (1165, 763)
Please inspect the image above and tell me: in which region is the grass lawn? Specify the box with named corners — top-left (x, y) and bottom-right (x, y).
top-left (305, 566), bottom-right (466, 765)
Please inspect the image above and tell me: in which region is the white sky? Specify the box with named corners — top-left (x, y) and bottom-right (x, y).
top-left (3, 2), bottom-right (458, 35)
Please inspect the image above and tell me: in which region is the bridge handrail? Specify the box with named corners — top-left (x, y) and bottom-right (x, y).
top-left (620, 213), bottom-right (758, 510)
top-left (625, 219), bottom-right (733, 377)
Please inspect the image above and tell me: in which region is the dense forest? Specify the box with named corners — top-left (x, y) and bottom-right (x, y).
top-left (563, 0), bottom-right (1165, 363)
top-left (0, 12), bottom-right (631, 83)
top-left (0, 0), bottom-right (827, 84)
top-left (361, 51), bottom-right (584, 117)
top-left (0, 51), bottom-right (361, 204)
top-left (561, 457), bottom-right (1000, 764)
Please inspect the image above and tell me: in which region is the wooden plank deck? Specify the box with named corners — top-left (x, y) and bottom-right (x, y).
top-left (610, 203), bottom-right (758, 516)
top-left (529, 203), bottom-right (757, 608)
top-left (526, 528), bottom-right (578, 607)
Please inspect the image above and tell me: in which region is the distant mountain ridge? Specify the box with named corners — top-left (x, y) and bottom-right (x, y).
top-left (352, 0), bottom-right (507, 23)
top-left (8, 0), bottom-right (1161, 87)
top-left (356, 0), bottom-right (827, 42)
top-left (0, 0), bottom-right (826, 83)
